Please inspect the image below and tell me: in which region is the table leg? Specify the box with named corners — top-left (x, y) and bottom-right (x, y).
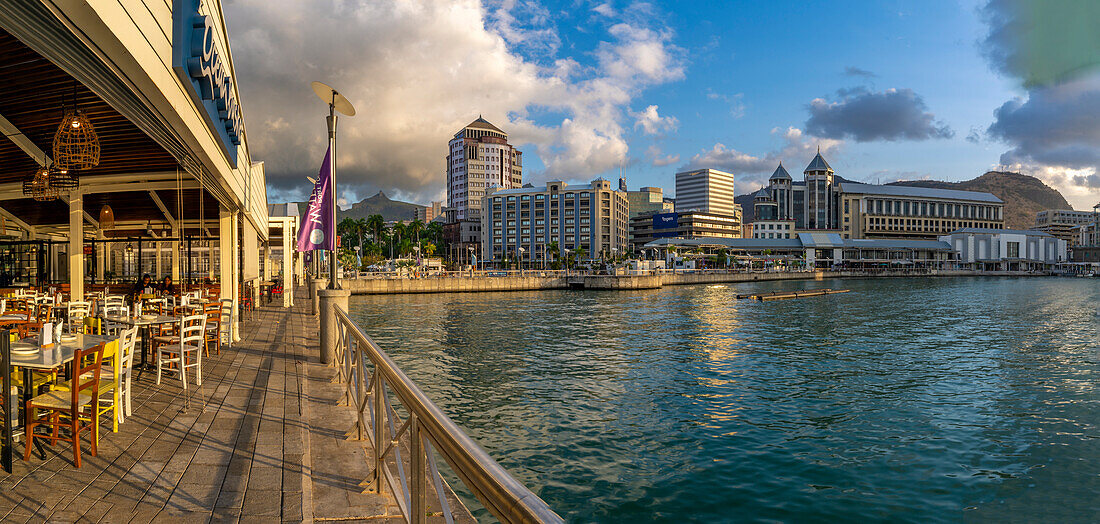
top-left (22, 367), bottom-right (46, 459)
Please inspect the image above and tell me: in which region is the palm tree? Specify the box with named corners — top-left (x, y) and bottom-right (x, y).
top-left (574, 247), bottom-right (587, 269)
top-left (354, 217), bottom-right (367, 251)
top-left (392, 221), bottom-right (407, 255)
top-left (422, 242), bottom-right (436, 257)
top-left (367, 214), bottom-right (385, 244)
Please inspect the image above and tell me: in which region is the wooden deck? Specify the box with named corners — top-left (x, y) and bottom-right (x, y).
top-left (0, 289), bottom-right (399, 522)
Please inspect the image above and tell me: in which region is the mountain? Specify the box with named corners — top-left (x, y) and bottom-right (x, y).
top-left (736, 171), bottom-right (1070, 229)
top-left (337, 191), bottom-right (424, 222)
top-left (886, 171), bottom-right (1070, 229)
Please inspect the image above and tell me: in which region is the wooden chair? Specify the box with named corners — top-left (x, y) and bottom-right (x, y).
top-left (157, 314), bottom-right (205, 389)
top-left (67, 301), bottom-right (91, 333)
top-left (218, 298), bottom-right (233, 348)
top-left (24, 341), bottom-right (107, 468)
top-left (203, 303), bottom-right (221, 356)
top-left (57, 328), bottom-right (138, 437)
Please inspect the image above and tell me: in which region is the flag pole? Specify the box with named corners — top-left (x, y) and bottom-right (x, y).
top-left (327, 95), bottom-right (338, 289)
top-left (311, 81), bottom-right (355, 290)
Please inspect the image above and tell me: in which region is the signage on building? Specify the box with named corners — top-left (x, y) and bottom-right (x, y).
top-left (652, 212), bottom-right (679, 238)
top-left (172, 0), bottom-right (244, 167)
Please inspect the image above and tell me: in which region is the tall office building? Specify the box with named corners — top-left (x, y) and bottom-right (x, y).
top-left (446, 116), bottom-right (523, 221)
top-left (674, 168), bottom-right (737, 215)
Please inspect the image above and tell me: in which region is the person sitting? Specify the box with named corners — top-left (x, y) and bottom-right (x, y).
top-left (159, 276), bottom-right (177, 296)
top-left (130, 274), bottom-right (154, 302)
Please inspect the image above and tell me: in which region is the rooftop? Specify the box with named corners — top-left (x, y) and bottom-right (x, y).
top-left (838, 182), bottom-right (1003, 203)
top-left (947, 227), bottom-right (1053, 236)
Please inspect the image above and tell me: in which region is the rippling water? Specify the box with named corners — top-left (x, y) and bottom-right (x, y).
top-left (348, 277), bottom-right (1100, 522)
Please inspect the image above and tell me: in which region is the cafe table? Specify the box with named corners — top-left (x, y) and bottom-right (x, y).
top-left (99, 314), bottom-right (180, 370)
top-left (7, 333), bottom-right (116, 461)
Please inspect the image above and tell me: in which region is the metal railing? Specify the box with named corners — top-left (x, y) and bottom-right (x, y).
top-left (332, 306), bottom-right (563, 524)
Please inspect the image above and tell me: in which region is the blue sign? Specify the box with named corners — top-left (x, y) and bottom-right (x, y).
top-left (652, 212), bottom-right (678, 238)
top-left (172, 0), bottom-right (244, 167)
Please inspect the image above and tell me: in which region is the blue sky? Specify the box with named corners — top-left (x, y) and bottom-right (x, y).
top-left (517, 0), bottom-right (1017, 189)
top-left (228, 0), bottom-right (1098, 209)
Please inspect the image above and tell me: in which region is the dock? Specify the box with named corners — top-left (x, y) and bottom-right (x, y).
top-left (0, 289), bottom-right (410, 522)
top-left (737, 288), bottom-right (851, 301)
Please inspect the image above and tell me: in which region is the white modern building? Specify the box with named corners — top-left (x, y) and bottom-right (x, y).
top-left (446, 117), bottom-right (523, 221)
top-left (939, 228), bottom-right (1066, 271)
top-left (675, 168), bottom-right (737, 216)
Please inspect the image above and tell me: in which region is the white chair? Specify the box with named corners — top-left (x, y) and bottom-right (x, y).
top-left (157, 314), bottom-right (204, 389)
top-left (103, 295), bottom-right (126, 311)
top-left (114, 327), bottom-right (138, 421)
top-left (67, 301), bottom-right (91, 332)
top-left (218, 298), bottom-right (233, 348)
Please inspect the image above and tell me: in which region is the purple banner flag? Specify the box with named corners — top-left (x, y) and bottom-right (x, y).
top-left (296, 146), bottom-right (334, 252)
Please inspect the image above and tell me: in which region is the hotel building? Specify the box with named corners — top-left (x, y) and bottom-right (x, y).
top-left (446, 117), bottom-right (523, 221)
top-left (481, 179), bottom-right (629, 265)
top-left (753, 152), bottom-right (1004, 240)
top-left (628, 168), bottom-right (742, 251)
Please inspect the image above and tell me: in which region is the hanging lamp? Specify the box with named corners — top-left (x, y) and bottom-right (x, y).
top-left (49, 166), bottom-right (79, 191)
top-left (52, 82), bottom-right (100, 170)
top-left (22, 166), bottom-right (59, 201)
top-left (99, 203), bottom-right (115, 229)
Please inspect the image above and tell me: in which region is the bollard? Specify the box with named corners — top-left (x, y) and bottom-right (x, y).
top-left (318, 288), bottom-right (350, 365)
top-left (311, 278), bottom-right (327, 316)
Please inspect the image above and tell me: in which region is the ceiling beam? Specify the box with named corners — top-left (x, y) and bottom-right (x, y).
top-left (147, 191), bottom-right (177, 227)
top-left (0, 203), bottom-right (35, 235)
top-left (0, 111), bottom-right (50, 165)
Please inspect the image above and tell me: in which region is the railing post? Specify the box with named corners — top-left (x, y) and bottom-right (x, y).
top-left (373, 374), bottom-right (386, 496)
top-left (410, 413), bottom-right (425, 524)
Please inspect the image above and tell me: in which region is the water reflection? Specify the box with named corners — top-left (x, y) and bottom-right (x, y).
top-left (350, 277), bottom-right (1100, 522)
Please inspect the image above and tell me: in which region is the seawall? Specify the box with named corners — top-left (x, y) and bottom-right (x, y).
top-left (338, 269), bottom-right (1002, 295)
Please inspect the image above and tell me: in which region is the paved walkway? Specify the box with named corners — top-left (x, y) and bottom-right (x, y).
top-left (0, 288), bottom-right (397, 522)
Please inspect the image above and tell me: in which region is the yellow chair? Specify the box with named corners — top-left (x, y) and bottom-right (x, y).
top-left (56, 329), bottom-right (135, 440)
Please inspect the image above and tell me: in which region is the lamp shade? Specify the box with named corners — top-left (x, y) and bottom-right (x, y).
top-left (52, 109), bottom-right (100, 170)
top-left (99, 204), bottom-right (115, 229)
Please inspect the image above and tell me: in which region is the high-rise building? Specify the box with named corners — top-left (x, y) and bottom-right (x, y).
top-left (446, 116), bottom-right (523, 221)
top-left (415, 201), bottom-right (443, 222)
top-left (674, 168), bottom-right (737, 215)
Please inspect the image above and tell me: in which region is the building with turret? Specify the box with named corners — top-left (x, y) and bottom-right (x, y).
top-left (446, 116), bottom-right (523, 221)
top-left (752, 151), bottom-right (1004, 240)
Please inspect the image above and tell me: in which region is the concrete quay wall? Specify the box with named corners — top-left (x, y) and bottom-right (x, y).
top-left (340, 269), bottom-right (991, 295)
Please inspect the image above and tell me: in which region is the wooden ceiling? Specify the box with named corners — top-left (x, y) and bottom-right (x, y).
top-left (0, 27), bottom-right (226, 230)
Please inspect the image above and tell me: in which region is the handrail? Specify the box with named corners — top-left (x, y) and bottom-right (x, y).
top-left (332, 306), bottom-right (563, 524)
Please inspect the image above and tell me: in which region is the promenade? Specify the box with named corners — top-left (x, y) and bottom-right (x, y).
top-left (0, 289), bottom-right (400, 522)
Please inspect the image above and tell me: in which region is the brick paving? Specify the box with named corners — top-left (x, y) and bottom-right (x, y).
top-left (0, 288), bottom-right (395, 523)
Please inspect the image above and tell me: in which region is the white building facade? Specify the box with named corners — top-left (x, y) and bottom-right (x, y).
top-left (675, 168), bottom-right (737, 215)
top-left (939, 228), bottom-right (1066, 271)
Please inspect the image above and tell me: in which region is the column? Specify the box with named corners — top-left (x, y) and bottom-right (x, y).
top-left (171, 225), bottom-right (180, 281)
top-left (68, 192), bottom-right (84, 298)
top-left (282, 220), bottom-right (293, 307)
top-left (155, 241), bottom-right (163, 279)
top-left (219, 209), bottom-right (239, 342)
top-left (95, 231), bottom-right (104, 282)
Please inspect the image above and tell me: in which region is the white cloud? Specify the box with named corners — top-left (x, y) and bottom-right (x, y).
top-left (630, 105), bottom-right (678, 135)
top-left (645, 144), bottom-right (679, 167)
top-left (706, 90), bottom-right (745, 119)
top-left (225, 0), bottom-right (683, 203)
top-left (685, 127), bottom-right (843, 194)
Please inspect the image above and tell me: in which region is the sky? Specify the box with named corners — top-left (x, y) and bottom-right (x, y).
top-left (224, 0), bottom-right (1100, 211)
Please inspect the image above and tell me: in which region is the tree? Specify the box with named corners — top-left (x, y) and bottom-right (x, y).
top-left (422, 242), bottom-right (436, 257)
top-left (354, 217), bottom-right (367, 251)
top-left (367, 214), bottom-right (385, 244)
top-left (573, 247), bottom-right (587, 269)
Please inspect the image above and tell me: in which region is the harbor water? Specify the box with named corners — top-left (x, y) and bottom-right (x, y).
top-left (348, 277), bottom-right (1100, 522)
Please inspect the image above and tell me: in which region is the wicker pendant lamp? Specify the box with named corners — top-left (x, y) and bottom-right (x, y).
top-left (52, 83), bottom-right (100, 171)
top-left (22, 166), bottom-right (59, 201)
top-left (49, 166), bottom-right (79, 191)
top-left (99, 203), bottom-right (115, 229)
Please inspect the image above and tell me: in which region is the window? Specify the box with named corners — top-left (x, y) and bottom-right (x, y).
top-left (1007, 241), bottom-right (1019, 258)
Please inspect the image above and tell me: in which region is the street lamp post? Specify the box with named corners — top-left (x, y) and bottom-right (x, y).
top-left (467, 245), bottom-right (474, 276)
top-left (310, 81), bottom-right (355, 290)
top-left (518, 246), bottom-right (525, 275)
